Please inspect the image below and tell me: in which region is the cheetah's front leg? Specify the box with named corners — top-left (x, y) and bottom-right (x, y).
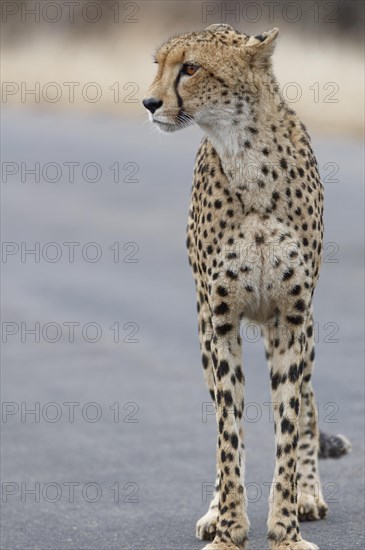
top-left (195, 297), bottom-right (220, 541)
top-left (196, 301), bottom-right (247, 543)
top-left (203, 317), bottom-right (249, 550)
top-left (267, 317), bottom-right (318, 550)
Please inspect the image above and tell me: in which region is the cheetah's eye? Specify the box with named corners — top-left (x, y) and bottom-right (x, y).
top-left (181, 64), bottom-right (199, 76)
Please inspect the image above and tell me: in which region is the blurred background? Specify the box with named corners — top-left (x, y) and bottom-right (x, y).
top-left (2, 0), bottom-right (364, 134)
top-left (1, 1), bottom-right (364, 549)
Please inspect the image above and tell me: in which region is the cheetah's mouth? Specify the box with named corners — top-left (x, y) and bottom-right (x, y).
top-left (153, 112), bottom-right (194, 133)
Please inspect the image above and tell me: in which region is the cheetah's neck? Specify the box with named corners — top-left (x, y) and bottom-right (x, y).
top-left (199, 87), bottom-right (298, 191)
top-left (204, 106), bottom-right (282, 156)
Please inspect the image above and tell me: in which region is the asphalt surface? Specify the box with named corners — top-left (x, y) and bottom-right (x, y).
top-left (1, 108), bottom-right (364, 550)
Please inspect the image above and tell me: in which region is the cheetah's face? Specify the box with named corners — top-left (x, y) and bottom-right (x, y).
top-left (143, 25), bottom-right (279, 133)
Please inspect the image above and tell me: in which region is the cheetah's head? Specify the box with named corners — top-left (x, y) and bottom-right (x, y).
top-left (143, 24), bottom-right (279, 133)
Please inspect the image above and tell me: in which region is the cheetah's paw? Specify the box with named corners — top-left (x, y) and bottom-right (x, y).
top-left (270, 540), bottom-right (319, 550)
top-left (196, 508), bottom-right (218, 540)
top-left (298, 493), bottom-right (328, 521)
top-left (202, 523), bottom-right (249, 549)
top-left (202, 541), bottom-right (241, 550)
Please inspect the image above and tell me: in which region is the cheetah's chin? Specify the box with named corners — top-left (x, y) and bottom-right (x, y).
top-left (153, 120), bottom-right (180, 133)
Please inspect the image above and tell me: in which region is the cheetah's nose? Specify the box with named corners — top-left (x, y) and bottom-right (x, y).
top-left (142, 97), bottom-right (163, 114)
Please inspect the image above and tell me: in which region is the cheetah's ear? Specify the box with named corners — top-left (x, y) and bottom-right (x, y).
top-left (245, 27), bottom-right (279, 66)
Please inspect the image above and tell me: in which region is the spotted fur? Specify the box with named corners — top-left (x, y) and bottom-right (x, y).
top-left (143, 24), bottom-right (350, 550)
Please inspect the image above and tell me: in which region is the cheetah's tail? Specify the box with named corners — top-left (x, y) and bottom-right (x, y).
top-left (318, 431), bottom-right (352, 459)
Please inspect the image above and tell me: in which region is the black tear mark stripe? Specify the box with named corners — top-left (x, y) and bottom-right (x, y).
top-left (174, 71), bottom-right (184, 111)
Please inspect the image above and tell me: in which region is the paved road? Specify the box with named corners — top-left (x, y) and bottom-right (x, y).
top-left (1, 109), bottom-right (364, 550)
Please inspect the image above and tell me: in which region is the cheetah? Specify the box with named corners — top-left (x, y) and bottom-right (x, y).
top-left (143, 24), bottom-right (351, 550)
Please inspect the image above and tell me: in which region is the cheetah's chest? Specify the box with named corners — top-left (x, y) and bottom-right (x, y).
top-left (187, 142), bottom-right (323, 322)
